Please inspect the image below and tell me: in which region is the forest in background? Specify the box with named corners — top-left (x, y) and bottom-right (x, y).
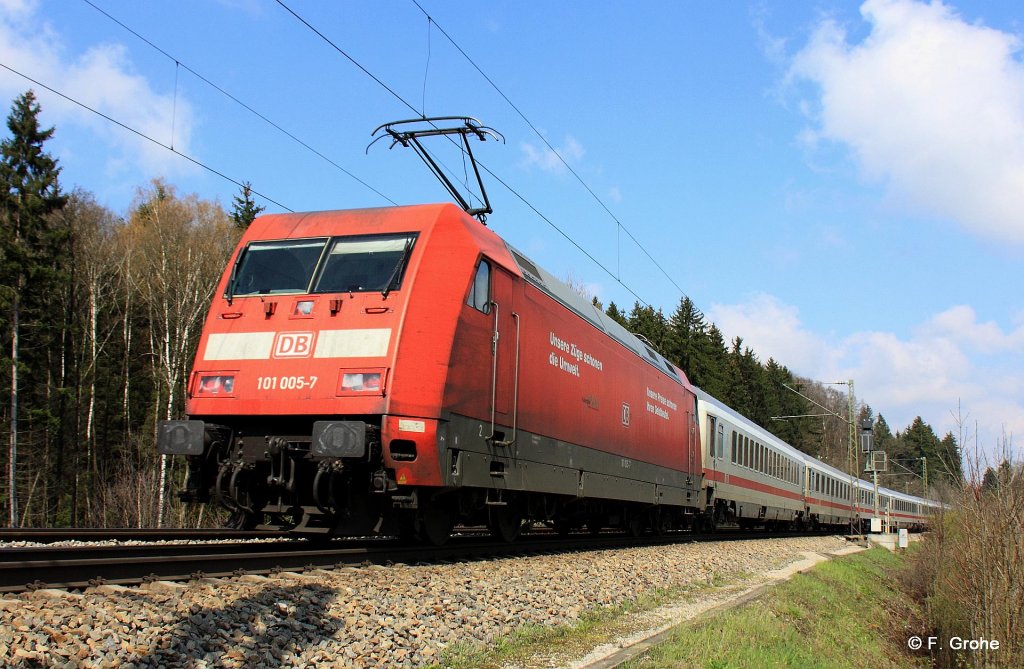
top-left (0, 89), bottom-right (964, 528)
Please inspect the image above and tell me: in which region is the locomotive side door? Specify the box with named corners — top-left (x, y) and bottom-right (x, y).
top-left (488, 265), bottom-right (518, 434)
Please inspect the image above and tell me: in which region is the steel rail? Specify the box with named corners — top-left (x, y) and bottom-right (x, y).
top-left (0, 530), bottom-right (841, 594)
top-left (0, 528), bottom-right (289, 544)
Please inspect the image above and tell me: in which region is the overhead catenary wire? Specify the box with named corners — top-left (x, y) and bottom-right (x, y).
top-left (272, 0), bottom-right (492, 212)
top-left (0, 62), bottom-right (294, 213)
top-left (275, 0), bottom-right (652, 307)
top-left (80, 0), bottom-right (398, 207)
top-left (409, 0), bottom-right (690, 304)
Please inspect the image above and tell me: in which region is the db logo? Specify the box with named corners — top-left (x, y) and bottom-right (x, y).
top-left (273, 332), bottom-right (315, 358)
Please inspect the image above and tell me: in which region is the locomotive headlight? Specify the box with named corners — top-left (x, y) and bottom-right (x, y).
top-left (196, 374), bottom-right (235, 395)
top-left (341, 373), bottom-right (380, 391)
top-left (339, 369), bottom-right (384, 393)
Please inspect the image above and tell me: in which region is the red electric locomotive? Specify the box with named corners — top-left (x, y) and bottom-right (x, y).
top-left (158, 203), bottom-right (704, 542)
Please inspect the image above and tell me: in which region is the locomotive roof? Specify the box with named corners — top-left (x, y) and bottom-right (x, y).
top-left (504, 241), bottom-right (688, 386)
top-left (244, 203), bottom-right (688, 387)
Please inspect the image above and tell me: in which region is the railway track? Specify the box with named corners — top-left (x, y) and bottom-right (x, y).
top-left (0, 527), bottom-right (288, 544)
top-left (0, 529), bottom-right (842, 593)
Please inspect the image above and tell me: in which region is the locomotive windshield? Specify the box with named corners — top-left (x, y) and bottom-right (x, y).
top-left (314, 234), bottom-right (416, 293)
top-left (229, 238), bottom-right (327, 295)
top-left (227, 233), bottom-right (417, 296)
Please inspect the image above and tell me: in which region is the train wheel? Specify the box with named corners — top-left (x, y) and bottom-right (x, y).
top-left (225, 510), bottom-right (259, 530)
top-left (488, 506), bottom-right (524, 542)
top-left (652, 510), bottom-right (671, 536)
top-left (552, 517), bottom-right (573, 537)
top-left (624, 510), bottom-right (645, 537)
top-left (418, 504), bottom-right (455, 546)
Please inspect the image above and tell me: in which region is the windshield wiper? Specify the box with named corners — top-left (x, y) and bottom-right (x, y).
top-left (224, 247), bottom-right (247, 305)
top-left (381, 238), bottom-right (415, 300)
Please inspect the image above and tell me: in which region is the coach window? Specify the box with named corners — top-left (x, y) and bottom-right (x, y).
top-left (717, 423), bottom-right (725, 459)
top-left (731, 432), bottom-right (737, 464)
top-left (467, 259), bottom-right (491, 313)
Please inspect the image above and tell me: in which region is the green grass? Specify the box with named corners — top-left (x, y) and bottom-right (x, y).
top-left (621, 548), bottom-right (927, 669)
top-left (434, 575), bottom-right (736, 669)
top-left (430, 550), bottom-right (927, 669)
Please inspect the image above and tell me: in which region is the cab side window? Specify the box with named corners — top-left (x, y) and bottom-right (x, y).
top-left (467, 259), bottom-right (491, 313)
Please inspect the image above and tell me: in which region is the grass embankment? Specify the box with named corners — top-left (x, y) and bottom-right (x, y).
top-left (437, 574), bottom-right (732, 669)
top-left (622, 548), bottom-right (926, 669)
top-left (437, 549), bottom-right (923, 669)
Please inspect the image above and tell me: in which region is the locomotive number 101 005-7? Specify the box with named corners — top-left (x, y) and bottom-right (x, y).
top-left (256, 375), bottom-right (319, 391)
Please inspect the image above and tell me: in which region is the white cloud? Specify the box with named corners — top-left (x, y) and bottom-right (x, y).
top-left (0, 0), bottom-right (194, 178)
top-left (709, 293), bottom-right (1024, 454)
top-left (520, 135), bottom-right (584, 173)
top-left (708, 293), bottom-right (834, 371)
top-left (920, 305), bottom-right (1024, 354)
top-left (789, 0), bottom-right (1024, 244)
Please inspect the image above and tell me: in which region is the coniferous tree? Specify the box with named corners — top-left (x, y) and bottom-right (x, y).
top-left (666, 296), bottom-right (705, 380)
top-left (605, 301), bottom-right (628, 327)
top-left (938, 431), bottom-right (963, 485)
top-left (763, 358), bottom-right (806, 446)
top-left (981, 466), bottom-right (999, 491)
top-left (873, 413), bottom-right (897, 453)
top-left (698, 324), bottom-right (730, 397)
top-left (626, 302), bottom-right (670, 352)
top-left (229, 181), bottom-right (264, 230)
top-left (0, 90), bottom-right (68, 526)
top-left (900, 416), bottom-right (954, 489)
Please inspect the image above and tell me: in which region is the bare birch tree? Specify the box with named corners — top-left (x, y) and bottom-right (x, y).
top-left (123, 180), bottom-right (238, 526)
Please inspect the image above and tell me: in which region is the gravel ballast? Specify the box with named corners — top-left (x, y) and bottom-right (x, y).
top-left (0, 534), bottom-right (850, 668)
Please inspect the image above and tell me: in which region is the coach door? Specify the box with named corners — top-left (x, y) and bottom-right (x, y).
top-left (706, 415), bottom-right (718, 478)
top-left (488, 265), bottom-right (519, 443)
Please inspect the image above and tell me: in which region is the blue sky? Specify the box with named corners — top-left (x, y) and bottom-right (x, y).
top-left (1, 0), bottom-right (1021, 465)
